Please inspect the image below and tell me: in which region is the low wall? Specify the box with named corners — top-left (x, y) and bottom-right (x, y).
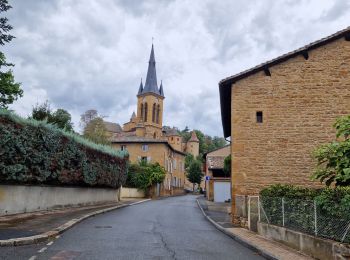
top-left (258, 222), bottom-right (350, 259)
top-left (0, 185), bottom-right (119, 216)
top-left (121, 187), bottom-right (145, 198)
top-left (172, 188), bottom-right (186, 196)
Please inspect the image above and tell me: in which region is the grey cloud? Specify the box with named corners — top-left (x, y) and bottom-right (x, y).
top-left (4, 0), bottom-right (350, 136)
top-left (321, 0), bottom-right (350, 21)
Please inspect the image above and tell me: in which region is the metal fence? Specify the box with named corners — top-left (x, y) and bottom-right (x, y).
top-left (259, 197), bottom-right (350, 243)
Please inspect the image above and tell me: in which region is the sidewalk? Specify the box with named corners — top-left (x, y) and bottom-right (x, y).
top-left (197, 197), bottom-right (313, 260)
top-left (0, 198), bottom-right (149, 246)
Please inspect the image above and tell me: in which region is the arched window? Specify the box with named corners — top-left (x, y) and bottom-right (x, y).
top-left (152, 103), bottom-right (156, 123)
top-left (153, 132), bottom-right (157, 139)
top-left (156, 104), bottom-right (160, 124)
top-left (140, 103), bottom-right (144, 121)
top-left (144, 103), bottom-right (148, 122)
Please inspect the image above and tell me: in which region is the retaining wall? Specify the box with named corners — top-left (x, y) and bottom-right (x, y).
top-left (258, 222), bottom-right (350, 259)
top-left (121, 187), bottom-right (145, 198)
top-left (0, 184), bottom-right (119, 215)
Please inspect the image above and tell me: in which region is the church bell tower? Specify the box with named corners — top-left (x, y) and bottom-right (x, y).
top-left (136, 44), bottom-right (165, 138)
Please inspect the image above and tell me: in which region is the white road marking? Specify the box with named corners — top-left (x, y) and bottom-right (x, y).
top-left (47, 241), bottom-right (54, 246)
top-left (38, 247), bottom-right (47, 253)
top-left (28, 256), bottom-right (37, 260)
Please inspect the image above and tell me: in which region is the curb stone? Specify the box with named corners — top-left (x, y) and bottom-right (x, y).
top-left (196, 199), bottom-right (278, 260)
top-left (0, 199), bottom-right (151, 247)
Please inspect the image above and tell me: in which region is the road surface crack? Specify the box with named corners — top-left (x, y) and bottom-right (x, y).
top-left (151, 220), bottom-right (177, 259)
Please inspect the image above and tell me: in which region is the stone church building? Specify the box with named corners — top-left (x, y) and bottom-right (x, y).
top-left (106, 45), bottom-right (199, 194)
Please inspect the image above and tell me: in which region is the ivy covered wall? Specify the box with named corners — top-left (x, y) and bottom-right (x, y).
top-left (0, 110), bottom-right (128, 188)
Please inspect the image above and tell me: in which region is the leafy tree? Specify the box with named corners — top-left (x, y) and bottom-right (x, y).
top-left (127, 161), bottom-right (166, 196)
top-left (186, 160), bottom-right (203, 191)
top-left (80, 109), bottom-right (98, 129)
top-left (312, 115), bottom-right (350, 186)
top-left (31, 101), bottom-right (74, 131)
top-left (51, 109), bottom-right (74, 131)
top-left (184, 153), bottom-right (194, 169)
top-left (0, 1), bottom-right (22, 109)
top-left (213, 136), bottom-right (227, 149)
top-left (83, 117), bottom-right (109, 145)
top-left (223, 155), bottom-right (231, 177)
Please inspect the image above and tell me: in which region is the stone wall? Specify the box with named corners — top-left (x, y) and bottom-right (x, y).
top-left (230, 37), bottom-right (350, 197)
top-left (0, 185), bottom-right (119, 216)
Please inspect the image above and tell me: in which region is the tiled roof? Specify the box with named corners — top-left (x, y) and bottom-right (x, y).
top-left (164, 127), bottom-right (180, 136)
top-left (103, 121), bottom-right (122, 133)
top-left (207, 156), bottom-right (225, 169)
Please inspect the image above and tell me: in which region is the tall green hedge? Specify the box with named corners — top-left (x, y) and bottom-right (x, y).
top-left (0, 110), bottom-right (128, 188)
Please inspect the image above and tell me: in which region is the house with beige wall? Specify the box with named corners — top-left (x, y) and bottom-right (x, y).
top-left (107, 44), bottom-right (199, 195)
top-left (203, 145), bottom-right (230, 202)
top-left (219, 27), bottom-right (350, 224)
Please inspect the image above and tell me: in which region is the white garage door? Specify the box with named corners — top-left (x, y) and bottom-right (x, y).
top-left (214, 182), bottom-right (231, 202)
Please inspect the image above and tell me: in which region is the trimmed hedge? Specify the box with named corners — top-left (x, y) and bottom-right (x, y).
top-left (0, 110), bottom-right (128, 188)
top-left (260, 184), bottom-right (350, 219)
top-left (260, 184), bottom-right (350, 242)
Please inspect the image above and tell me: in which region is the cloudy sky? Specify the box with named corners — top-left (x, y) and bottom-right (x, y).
top-left (3, 0), bottom-right (350, 136)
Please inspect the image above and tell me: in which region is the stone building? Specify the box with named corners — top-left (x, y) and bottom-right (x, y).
top-left (219, 27), bottom-right (350, 222)
top-left (108, 44), bottom-right (199, 194)
top-left (203, 145), bottom-right (230, 202)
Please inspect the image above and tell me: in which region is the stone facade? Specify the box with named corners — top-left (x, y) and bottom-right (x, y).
top-left (230, 37), bottom-right (350, 196)
top-left (219, 28), bottom-right (350, 223)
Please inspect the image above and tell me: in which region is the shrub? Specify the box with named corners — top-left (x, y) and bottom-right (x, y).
top-left (312, 115), bottom-right (350, 186)
top-left (125, 161), bottom-right (166, 194)
top-left (0, 109), bottom-right (128, 188)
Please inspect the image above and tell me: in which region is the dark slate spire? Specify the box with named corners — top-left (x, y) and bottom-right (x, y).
top-left (143, 44), bottom-right (161, 96)
top-left (137, 78), bottom-right (143, 95)
top-left (159, 80), bottom-right (164, 96)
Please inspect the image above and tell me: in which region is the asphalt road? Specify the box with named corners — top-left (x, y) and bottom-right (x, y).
top-left (0, 195), bottom-right (264, 260)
